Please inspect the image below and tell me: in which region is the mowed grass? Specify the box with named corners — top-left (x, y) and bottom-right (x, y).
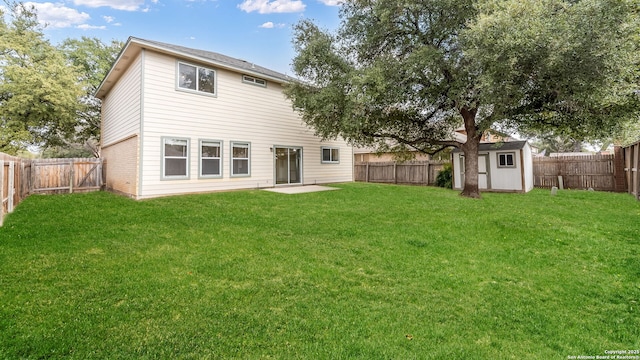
top-left (0, 183), bottom-right (639, 359)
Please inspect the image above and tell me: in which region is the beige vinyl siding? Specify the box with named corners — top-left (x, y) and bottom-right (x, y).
top-left (101, 53), bottom-right (142, 146)
top-left (137, 51), bottom-right (352, 198)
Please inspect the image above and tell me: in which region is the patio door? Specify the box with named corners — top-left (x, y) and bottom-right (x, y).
top-left (275, 147), bottom-right (302, 185)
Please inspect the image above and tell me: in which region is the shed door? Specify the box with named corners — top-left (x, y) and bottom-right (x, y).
top-left (478, 154), bottom-right (489, 189)
top-left (459, 154), bottom-right (490, 190)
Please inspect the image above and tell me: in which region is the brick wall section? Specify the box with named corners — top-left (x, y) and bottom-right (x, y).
top-left (102, 136), bottom-right (139, 198)
top-left (613, 146), bottom-right (627, 192)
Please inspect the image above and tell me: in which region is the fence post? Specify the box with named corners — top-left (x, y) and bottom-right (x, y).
top-left (0, 160), bottom-right (4, 227)
top-left (30, 161), bottom-right (36, 194)
top-left (425, 162), bottom-right (429, 186)
top-left (97, 159), bottom-right (103, 188)
top-left (631, 143), bottom-right (640, 199)
top-left (612, 146), bottom-right (626, 192)
top-left (69, 160), bottom-right (74, 194)
top-left (8, 161), bottom-right (14, 212)
top-left (366, 163), bottom-right (369, 182)
top-left (20, 161), bottom-right (24, 198)
top-left (393, 163), bottom-right (397, 184)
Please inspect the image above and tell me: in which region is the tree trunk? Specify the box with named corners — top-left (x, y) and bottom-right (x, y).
top-left (459, 107), bottom-right (482, 199)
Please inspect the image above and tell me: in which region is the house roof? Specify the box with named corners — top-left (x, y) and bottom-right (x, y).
top-left (452, 140), bottom-right (529, 153)
top-left (95, 37), bottom-right (292, 99)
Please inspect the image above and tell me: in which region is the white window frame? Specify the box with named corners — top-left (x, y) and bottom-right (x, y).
top-left (231, 141), bottom-right (251, 177)
top-left (162, 137), bottom-right (190, 180)
top-left (177, 61), bottom-right (217, 96)
top-left (199, 139), bottom-right (223, 178)
top-left (321, 147), bottom-right (340, 164)
top-left (497, 152), bottom-right (516, 168)
top-left (242, 74), bottom-right (267, 87)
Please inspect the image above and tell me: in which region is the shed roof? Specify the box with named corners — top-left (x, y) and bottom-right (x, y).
top-left (96, 37), bottom-right (291, 99)
top-left (452, 140), bottom-right (528, 153)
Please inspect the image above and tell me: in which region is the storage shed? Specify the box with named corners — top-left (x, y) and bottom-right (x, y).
top-left (452, 141), bottom-right (534, 193)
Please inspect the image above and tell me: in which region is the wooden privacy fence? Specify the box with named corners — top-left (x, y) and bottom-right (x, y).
top-left (354, 161), bottom-right (446, 186)
top-left (0, 153), bottom-right (104, 226)
top-left (622, 141), bottom-right (640, 200)
top-left (355, 150), bottom-right (627, 193)
top-left (31, 158), bottom-right (104, 194)
top-left (532, 154), bottom-right (618, 191)
top-left (0, 153), bottom-right (31, 227)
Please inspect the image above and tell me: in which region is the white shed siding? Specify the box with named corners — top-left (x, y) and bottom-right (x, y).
top-left (137, 51), bottom-right (351, 198)
top-left (101, 53), bottom-right (142, 146)
top-left (523, 144), bottom-right (534, 192)
top-left (489, 152), bottom-right (522, 191)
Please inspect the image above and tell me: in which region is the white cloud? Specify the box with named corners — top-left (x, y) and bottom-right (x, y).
top-left (73, 0), bottom-right (146, 11)
top-left (259, 21), bottom-right (285, 29)
top-left (317, 0), bottom-right (343, 5)
top-left (25, 2), bottom-right (90, 28)
top-left (238, 0), bottom-right (305, 14)
top-left (77, 24), bottom-right (106, 30)
top-left (103, 15), bottom-right (115, 23)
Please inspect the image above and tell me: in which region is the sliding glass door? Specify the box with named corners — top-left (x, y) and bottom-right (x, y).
top-left (275, 147), bottom-right (302, 185)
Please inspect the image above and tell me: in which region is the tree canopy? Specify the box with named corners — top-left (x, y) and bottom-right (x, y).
top-left (59, 37), bottom-right (124, 157)
top-left (285, 0), bottom-right (640, 198)
top-left (0, 2), bottom-right (122, 157)
top-left (0, 2), bottom-right (83, 155)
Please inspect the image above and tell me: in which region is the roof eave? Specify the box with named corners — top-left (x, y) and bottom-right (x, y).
top-left (95, 37), bottom-right (292, 100)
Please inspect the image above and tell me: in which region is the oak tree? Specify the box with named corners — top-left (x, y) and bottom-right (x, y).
top-left (285, 0), bottom-right (639, 198)
top-left (0, 2), bottom-right (84, 155)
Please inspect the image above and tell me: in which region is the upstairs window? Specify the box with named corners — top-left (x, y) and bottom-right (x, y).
top-left (178, 62), bottom-right (216, 95)
top-left (242, 75), bottom-right (267, 87)
top-left (497, 152), bottom-right (516, 168)
top-left (321, 147), bottom-right (340, 164)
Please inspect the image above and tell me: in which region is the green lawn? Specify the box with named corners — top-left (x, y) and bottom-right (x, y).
top-left (1, 183), bottom-right (639, 359)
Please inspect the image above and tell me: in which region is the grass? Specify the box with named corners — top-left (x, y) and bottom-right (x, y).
top-left (0, 183), bottom-right (639, 359)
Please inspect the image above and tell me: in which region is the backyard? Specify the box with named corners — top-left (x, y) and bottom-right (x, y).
top-left (0, 183), bottom-right (639, 359)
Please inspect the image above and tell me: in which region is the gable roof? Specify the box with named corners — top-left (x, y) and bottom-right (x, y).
top-left (96, 37), bottom-right (292, 99)
top-left (452, 140), bottom-right (529, 153)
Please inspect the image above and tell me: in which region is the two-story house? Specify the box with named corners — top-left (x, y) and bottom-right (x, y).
top-left (96, 37), bottom-right (353, 199)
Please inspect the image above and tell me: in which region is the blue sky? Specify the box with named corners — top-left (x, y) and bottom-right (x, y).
top-left (19, 0), bottom-right (343, 75)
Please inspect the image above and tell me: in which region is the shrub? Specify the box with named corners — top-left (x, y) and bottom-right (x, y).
top-left (435, 163), bottom-right (452, 189)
